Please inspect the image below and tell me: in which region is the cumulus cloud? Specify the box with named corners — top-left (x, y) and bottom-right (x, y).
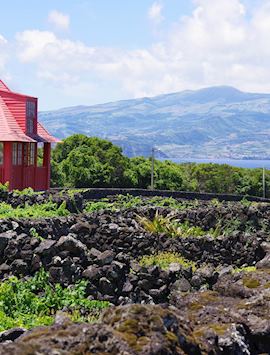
top-left (148, 2), bottom-right (164, 24)
top-left (0, 34), bottom-right (7, 45)
top-left (48, 10), bottom-right (70, 30)
top-left (14, 0), bottom-right (270, 105)
top-left (0, 34), bottom-right (8, 75)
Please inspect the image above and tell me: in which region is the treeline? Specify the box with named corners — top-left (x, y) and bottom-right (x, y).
top-left (51, 134), bottom-right (269, 197)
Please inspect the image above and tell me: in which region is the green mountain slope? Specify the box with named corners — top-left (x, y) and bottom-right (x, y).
top-left (40, 86), bottom-right (270, 159)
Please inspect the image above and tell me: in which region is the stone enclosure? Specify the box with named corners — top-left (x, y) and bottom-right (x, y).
top-left (0, 191), bottom-right (270, 354)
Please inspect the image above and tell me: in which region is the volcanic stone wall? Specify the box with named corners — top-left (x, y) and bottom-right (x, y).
top-left (0, 205), bottom-right (269, 305)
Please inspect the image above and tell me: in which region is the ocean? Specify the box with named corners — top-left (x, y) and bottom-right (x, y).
top-left (169, 158), bottom-right (270, 169)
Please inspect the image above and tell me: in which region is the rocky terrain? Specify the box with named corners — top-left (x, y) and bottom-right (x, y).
top-left (0, 191), bottom-right (270, 354)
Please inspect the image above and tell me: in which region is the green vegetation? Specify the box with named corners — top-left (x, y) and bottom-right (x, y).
top-left (0, 269), bottom-right (109, 331)
top-left (139, 252), bottom-right (196, 271)
top-left (137, 212), bottom-right (262, 238)
top-left (242, 277), bottom-right (261, 289)
top-left (137, 213), bottom-right (208, 238)
top-left (220, 217), bottom-right (257, 236)
top-left (50, 134), bottom-right (270, 197)
top-left (84, 194), bottom-right (199, 213)
top-left (0, 201), bottom-right (69, 219)
top-left (0, 182), bottom-right (9, 193)
top-left (12, 187), bottom-right (38, 196)
top-left (51, 134), bottom-right (128, 188)
top-left (232, 266), bottom-right (257, 274)
top-left (29, 227), bottom-right (44, 241)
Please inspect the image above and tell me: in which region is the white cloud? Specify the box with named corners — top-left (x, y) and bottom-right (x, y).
top-left (0, 34), bottom-right (8, 75)
top-left (48, 10), bottom-right (70, 31)
top-left (148, 2), bottom-right (164, 24)
top-left (14, 0), bottom-right (270, 106)
top-left (0, 34), bottom-right (7, 45)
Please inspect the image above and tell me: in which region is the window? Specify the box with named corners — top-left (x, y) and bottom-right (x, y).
top-left (23, 144), bottom-right (28, 166)
top-left (22, 143), bottom-right (35, 166)
top-left (12, 143), bottom-right (17, 165)
top-left (37, 143), bottom-right (44, 167)
top-left (29, 143), bottom-right (35, 166)
top-left (0, 143), bottom-right (3, 165)
top-left (12, 143), bottom-right (23, 165)
top-left (26, 101), bottom-right (36, 134)
top-left (18, 143), bottom-right (22, 165)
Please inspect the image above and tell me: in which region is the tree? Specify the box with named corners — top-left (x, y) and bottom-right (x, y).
top-left (124, 157), bottom-right (152, 188)
top-left (155, 160), bottom-right (183, 190)
top-left (51, 135), bottom-right (128, 188)
top-left (50, 134), bottom-right (268, 197)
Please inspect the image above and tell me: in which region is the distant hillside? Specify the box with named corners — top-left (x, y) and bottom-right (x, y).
top-left (40, 86), bottom-right (270, 159)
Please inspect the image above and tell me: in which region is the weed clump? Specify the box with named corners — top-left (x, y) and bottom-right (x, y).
top-left (137, 212), bottom-right (220, 238)
top-left (232, 266), bottom-right (257, 274)
top-left (139, 252), bottom-right (196, 271)
top-left (242, 277), bottom-right (261, 289)
top-left (0, 182), bottom-right (9, 193)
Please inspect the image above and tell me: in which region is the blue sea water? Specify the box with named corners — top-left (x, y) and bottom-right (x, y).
top-left (169, 158), bottom-right (270, 169)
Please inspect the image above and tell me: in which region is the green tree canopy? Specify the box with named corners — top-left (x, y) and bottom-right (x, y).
top-left (50, 134), bottom-right (269, 198)
top-left (51, 135), bottom-right (128, 187)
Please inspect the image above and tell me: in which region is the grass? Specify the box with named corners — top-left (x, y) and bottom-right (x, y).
top-left (0, 201), bottom-right (69, 219)
top-left (139, 252), bottom-right (196, 271)
top-left (0, 269), bottom-right (109, 331)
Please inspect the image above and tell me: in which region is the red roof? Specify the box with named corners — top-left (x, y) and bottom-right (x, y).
top-left (0, 96), bottom-right (35, 142)
top-left (28, 122), bottom-right (60, 143)
top-left (0, 80), bottom-right (10, 92)
top-left (0, 80), bottom-right (59, 143)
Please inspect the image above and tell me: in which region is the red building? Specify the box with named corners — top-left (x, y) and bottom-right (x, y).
top-left (0, 80), bottom-right (59, 191)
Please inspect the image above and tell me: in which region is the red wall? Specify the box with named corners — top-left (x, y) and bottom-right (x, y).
top-left (0, 142), bottom-right (50, 191)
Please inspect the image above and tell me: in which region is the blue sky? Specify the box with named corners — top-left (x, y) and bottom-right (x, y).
top-left (0, 0), bottom-right (269, 110)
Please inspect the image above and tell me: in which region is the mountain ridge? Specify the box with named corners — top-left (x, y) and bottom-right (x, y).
top-left (40, 86), bottom-right (270, 159)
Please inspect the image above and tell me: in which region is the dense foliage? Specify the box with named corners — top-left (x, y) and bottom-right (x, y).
top-left (51, 135), bottom-right (270, 197)
top-left (0, 269), bottom-right (109, 331)
top-left (52, 134), bottom-right (128, 188)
